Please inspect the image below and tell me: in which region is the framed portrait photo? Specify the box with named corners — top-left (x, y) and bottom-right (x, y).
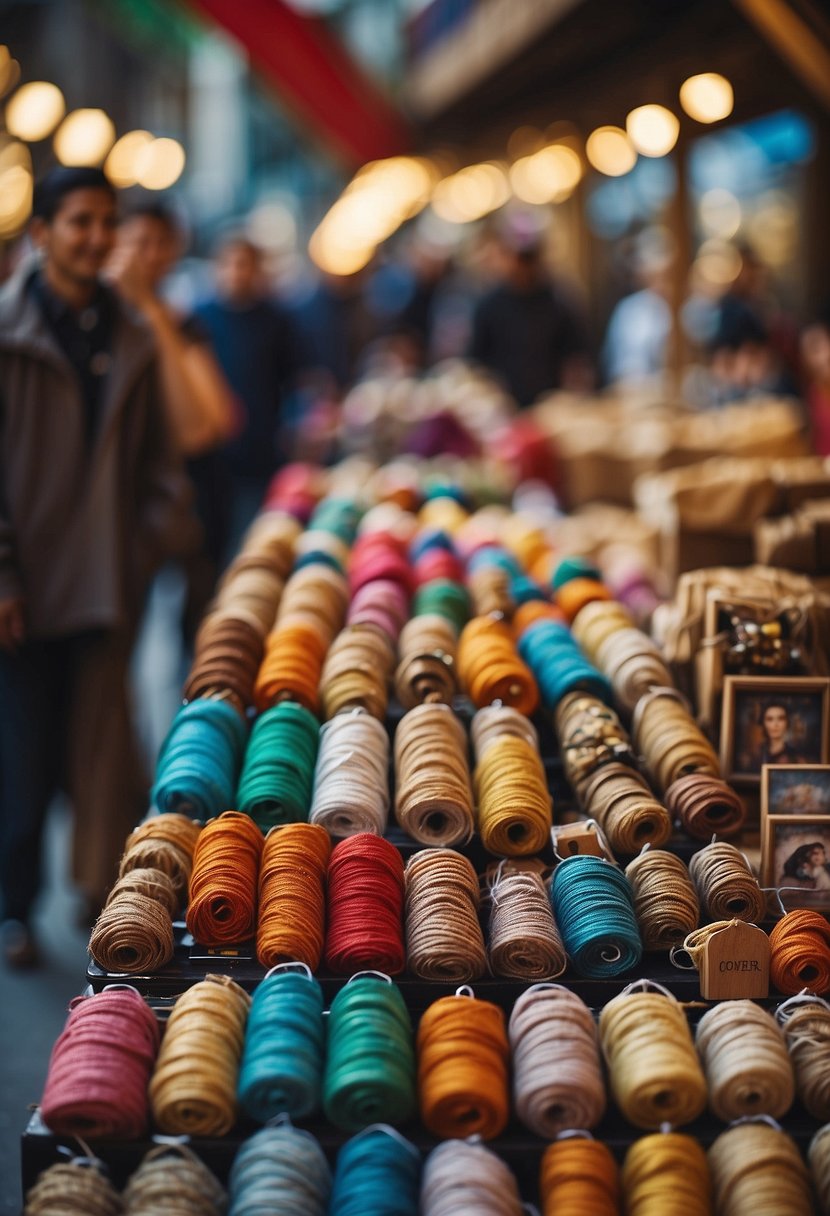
top-left (761, 815), bottom-right (830, 913)
top-left (719, 676), bottom-right (830, 786)
top-left (762, 764), bottom-right (830, 818)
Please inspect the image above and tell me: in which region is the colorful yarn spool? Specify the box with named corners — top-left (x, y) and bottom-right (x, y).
top-left (253, 620), bottom-right (328, 715)
top-left (257, 823), bottom-right (331, 970)
top-left (228, 1123), bottom-right (331, 1215)
top-left (124, 1144), bottom-right (227, 1216)
top-left (24, 1160), bottom-right (123, 1216)
top-left (518, 619), bottom-right (612, 708)
top-left (550, 856), bottom-right (643, 978)
top-left (623, 1133), bottom-right (711, 1216)
top-left (458, 615), bottom-right (539, 713)
top-left (770, 909), bottom-right (830, 995)
top-left (329, 1126), bottom-right (420, 1216)
top-left (326, 834), bottom-right (406, 975)
top-left (551, 556), bottom-right (602, 590)
top-left (413, 579), bottom-right (469, 634)
top-left (186, 811), bottom-right (264, 946)
top-left (421, 1140), bottom-right (523, 1216)
top-left (152, 699), bottom-right (247, 821)
top-left (237, 701), bottom-right (319, 830)
top-left (539, 1137), bottom-right (621, 1216)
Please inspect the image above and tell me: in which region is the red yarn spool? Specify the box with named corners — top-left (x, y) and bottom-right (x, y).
top-left (325, 833), bottom-right (406, 975)
top-left (414, 550), bottom-right (464, 586)
top-left (40, 988), bottom-right (160, 1138)
top-left (349, 535), bottom-right (412, 596)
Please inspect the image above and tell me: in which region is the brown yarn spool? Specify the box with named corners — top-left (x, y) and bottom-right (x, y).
top-left (394, 703), bottom-right (474, 847)
top-left (123, 1144), bottom-right (226, 1215)
top-left (688, 841), bottom-right (766, 923)
top-left (624, 849), bottom-right (700, 951)
top-left (24, 1161), bottom-right (123, 1216)
top-left (320, 622), bottom-right (396, 720)
top-left (184, 611), bottom-right (265, 717)
top-left (119, 814), bottom-right (202, 904)
top-left (276, 564), bottom-right (349, 645)
top-left (395, 614), bottom-right (458, 709)
top-left (777, 995), bottom-right (830, 1121)
top-left (632, 689), bottom-right (720, 794)
top-left (106, 867), bottom-right (179, 917)
top-left (709, 1122), bottom-right (813, 1216)
top-left (405, 849), bottom-right (487, 982)
top-left (665, 772), bottom-right (746, 840)
top-left (89, 878), bottom-right (175, 974)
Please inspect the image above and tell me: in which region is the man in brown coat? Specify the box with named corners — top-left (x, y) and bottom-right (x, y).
top-left (0, 167), bottom-right (199, 966)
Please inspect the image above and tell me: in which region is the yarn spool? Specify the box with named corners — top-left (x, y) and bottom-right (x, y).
top-left (118, 813), bottom-right (201, 904)
top-left (275, 563), bottom-right (350, 644)
top-left (420, 1140), bottom-right (523, 1216)
top-left (539, 1138), bottom-right (621, 1216)
top-left (509, 984), bottom-right (606, 1137)
top-left (310, 709), bottom-right (390, 837)
top-left (488, 869), bottom-right (567, 981)
top-left (186, 811), bottom-right (264, 946)
top-left (555, 577), bottom-right (613, 624)
top-left (624, 849), bottom-right (700, 951)
top-left (329, 1126), bottom-right (421, 1216)
top-left (237, 701), bottom-right (319, 830)
top-left (394, 614), bottom-right (458, 709)
top-left (708, 1122), bottom-right (813, 1216)
top-left (123, 1144), bottom-right (227, 1216)
top-left (458, 614), bottom-right (539, 713)
top-left (777, 995), bottom-right (830, 1120)
top-left (598, 984), bottom-right (707, 1129)
top-left (471, 709), bottom-right (552, 856)
top-left (152, 700), bottom-right (247, 821)
top-left (253, 620), bottom-right (327, 715)
top-left (347, 579), bottom-right (410, 646)
top-left (228, 1123), bottom-right (331, 1215)
top-left (810, 1125), bottom-right (830, 1216)
top-left (417, 990), bottom-right (510, 1140)
top-left (238, 966), bottom-right (325, 1123)
top-left (24, 1160), bottom-right (123, 1216)
top-left (594, 626), bottom-right (675, 714)
top-left (40, 988), bottom-right (160, 1139)
top-left (149, 975), bottom-right (250, 1137)
top-left (622, 1133), bottom-right (712, 1216)
top-left (394, 704), bottom-right (474, 847)
top-left (695, 1000), bottom-right (795, 1121)
top-left (571, 598), bottom-right (634, 659)
top-left (665, 773), bottom-right (747, 840)
top-left (632, 690), bottom-right (720, 794)
top-left (89, 868), bottom-right (177, 974)
top-left (413, 579), bottom-right (470, 636)
top-left (323, 976), bottom-right (416, 1132)
top-left (551, 555), bottom-right (602, 590)
top-left (320, 623), bottom-right (396, 721)
top-left (518, 619), bottom-right (612, 709)
top-left (326, 834), bottom-right (406, 975)
top-left (468, 563), bottom-right (515, 618)
top-left (404, 849), bottom-right (487, 982)
top-left (185, 610), bottom-right (265, 718)
top-left (551, 857), bottom-right (643, 979)
top-left (770, 909), bottom-right (830, 995)
top-left (257, 823), bottom-right (331, 970)
top-left (688, 842), bottom-right (766, 923)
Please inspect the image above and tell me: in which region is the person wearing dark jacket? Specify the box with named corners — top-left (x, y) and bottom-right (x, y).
top-left (0, 168), bottom-right (199, 966)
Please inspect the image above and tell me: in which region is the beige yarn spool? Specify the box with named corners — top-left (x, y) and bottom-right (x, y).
top-left (709, 1122), bottom-right (813, 1216)
top-left (404, 849), bottom-right (487, 982)
top-left (695, 1000), bottom-right (795, 1122)
top-left (777, 995), bottom-right (830, 1121)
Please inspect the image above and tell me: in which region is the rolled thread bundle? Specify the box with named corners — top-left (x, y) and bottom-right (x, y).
top-left (622, 1133), bottom-right (712, 1216)
top-left (394, 704), bottom-right (474, 847)
top-left (624, 849), bottom-right (700, 951)
top-left (329, 1125), bottom-right (420, 1216)
top-left (320, 623), bottom-right (397, 720)
top-left (326, 834), bottom-right (406, 974)
top-left (412, 578), bottom-right (469, 635)
top-left (695, 1000), bottom-right (795, 1121)
top-left (254, 619), bottom-right (328, 715)
top-left (420, 1140), bottom-right (523, 1216)
top-left (468, 562), bottom-right (515, 618)
top-left (149, 975), bottom-right (250, 1137)
top-left (310, 709), bottom-right (390, 837)
top-left (40, 988), bottom-right (160, 1138)
top-left (394, 614), bottom-right (457, 709)
top-left (238, 966), bottom-right (325, 1122)
top-left (471, 702), bottom-right (540, 755)
top-left (24, 1160), bottom-right (123, 1216)
top-left (598, 984), bottom-right (707, 1128)
top-left (513, 599), bottom-right (565, 636)
top-left (665, 772), bottom-right (746, 840)
top-left (152, 699), bottom-right (247, 821)
top-left (509, 984), bottom-right (605, 1137)
top-left (688, 842), bottom-right (766, 923)
top-left (517, 618), bottom-right (612, 709)
top-left (555, 576), bottom-right (613, 623)
top-left (257, 823), bottom-right (331, 970)
top-left (237, 701), bottom-right (319, 830)
top-left (123, 1144), bottom-right (227, 1215)
top-left (417, 990), bottom-right (509, 1140)
top-left (810, 1125), bottom-right (830, 1216)
top-left (488, 869), bottom-right (567, 981)
top-left (550, 856), bottom-right (643, 978)
top-left (404, 849), bottom-right (487, 982)
top-left (186, 811), bottom-right (264, 946)
top-left (632, 690), bottom-right (720, 794)
top-left (185, 609), bottom-right (266, 719)
top-left (770, 908), bottom-right (830, 995)
top-left (228, 1122), bottom-right (331, 1216)
top-left (571, 597), bottom-right (634, 658)
top-left (457, 614), bottom-right (539, 713)
top-left (349, 531), bottom-right (412, 599)
top-left (323, 976), bottom-right (416, 1132)
top-left (347, 578), bottom-right (410, 646)
top-left (594, 626), bottom-right (675, 714)
top-left (539, 1138), bottom-right (621, 1216)
top-left (275, 562), bottom-right (350, 644)
top-left (471, 708), bottom-right (552, 855)
top-left (708, 1122), bottom-right (813, 1216)
top-left (777, 995), bottom-right (830, 1120)
top-left (89, 868), bottom-right (177, 974)
top-left (118, 813), bottom-right (202, 904)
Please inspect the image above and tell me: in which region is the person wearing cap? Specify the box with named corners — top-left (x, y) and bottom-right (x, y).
top-left (0, 167), bottom-right (199, 966)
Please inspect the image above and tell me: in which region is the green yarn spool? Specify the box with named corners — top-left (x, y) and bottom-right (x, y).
top-left (237, 701), bottom-right (319, 831)
top-left (413, 579), bottom-right (469, 635)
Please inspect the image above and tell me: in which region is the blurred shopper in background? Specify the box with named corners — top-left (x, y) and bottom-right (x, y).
top-left (801, 306), bottom-right (830, 455)
top-left (469, 228), bottom-right (592, 406)
top-left (0, 168), bottom-right (199, 966)
top-left (193, 234), bottom-right (299, 555)
top-left (603, 234), bottom-right (673, 387)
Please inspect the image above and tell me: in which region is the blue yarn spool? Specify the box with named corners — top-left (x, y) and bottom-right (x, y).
top-left (238, 966), bottom-right (325, 1123)
top-left (229, 1122), bottom-right (331, 1215)
top-left (409, 529), bottom-right (455, 561)
top-left (329, 1125), bottom-right (420, 1216)
top-left (518, 620), bottom-right (613, 708)
top-left (551, 555), bottom-right (602, 590)
top-left (293, 550), bottom-right (345, 575)
top-left (423, 483), bottom-right (469, 508)
top-left (309, 498), bottom-right (361, 545)
top-left (550, 855), bottom-right (642, 978)
top-left (152, 698), bottom-right (247, 821)
top-left (467, 546), bottom-right (522, 578)
top-left (510, 574), bottom-right (547, 606)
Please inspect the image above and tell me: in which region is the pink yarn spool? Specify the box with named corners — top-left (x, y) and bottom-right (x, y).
top-left (40, 987), bottom-right (160, 1138)
top-left (349, 535), bottom-right (412, 596)
top-left (414, 549), bottom-right (464, 586)
top-left (347, 579), bottom-right (410, 645)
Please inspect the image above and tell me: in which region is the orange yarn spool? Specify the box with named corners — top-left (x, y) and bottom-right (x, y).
top-left (555, 577), bottom-right (612, 623)
top-left (253, 621), bottom-right (327, 714)
top-left (186, 811), bottom-right (264, 946)
top-left (257, 823), bottom-right (331, 970)
top-left (417, 991), bottom-right (510, 1140)
top-left (770, 909), bottom-right (830, 996)
top-left (457, 615), bottom-right (539, 714)
top-left (539, 1138), bottom-right (621, 1216)
top-left (512, 600), bottom-right (566, 639)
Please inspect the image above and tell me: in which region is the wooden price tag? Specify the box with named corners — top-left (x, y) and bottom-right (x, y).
top-left (552, 821), bottom-right (608, 859)
top-left (699, 921), bottom-right (769, 1000)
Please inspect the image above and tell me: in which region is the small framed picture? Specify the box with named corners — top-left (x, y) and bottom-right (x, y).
top-left (761, 764), bottom-right (830, 911)
top-left (719, 676), bottom-right (830, 786)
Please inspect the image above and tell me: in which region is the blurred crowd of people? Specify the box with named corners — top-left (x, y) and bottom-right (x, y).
top-left (1, 165), bottom-right (829, 967)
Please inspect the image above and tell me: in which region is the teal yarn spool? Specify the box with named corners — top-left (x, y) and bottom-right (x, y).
top-left (413, 579), bottom-right (469, 635)
top-left (550, 856), bottom-right (642, 978)
top-left (323, 975), bottom-right (416, 1132)
top-left (237, 701), bottom-right (319, 831)
top-left (518, 619), bottom-right (613, 708)
top-left (228, 1121), bottom-right (331, 1215)
top-left (152, 698), bottom-right (247, 821)
top-left (238, 965), bottom-right (325, 1123)
top-left (329, 1125), bottom-right (420, 1216)
top-left (551, 555), bottom-right (602, 590)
